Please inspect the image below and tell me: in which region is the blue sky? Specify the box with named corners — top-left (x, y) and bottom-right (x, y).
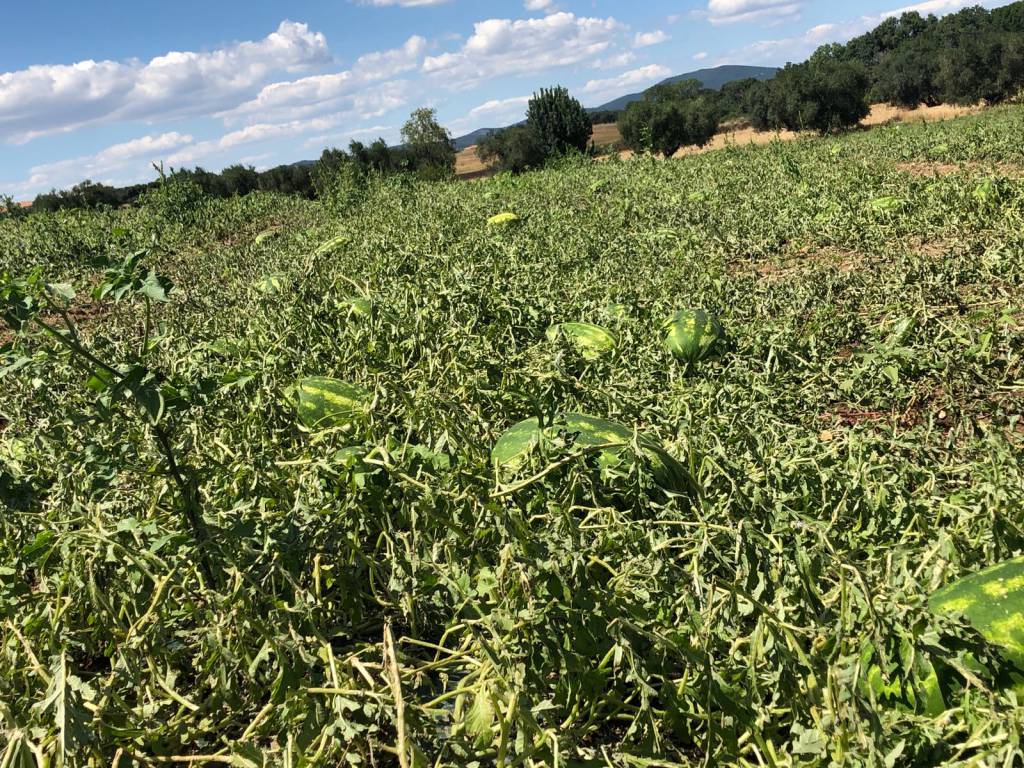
top-left (0, 0), bottom-right (1008, 198)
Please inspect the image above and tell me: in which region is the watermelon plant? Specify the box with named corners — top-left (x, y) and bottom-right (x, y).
top-left (1, 103), bottom-right (1023, 767)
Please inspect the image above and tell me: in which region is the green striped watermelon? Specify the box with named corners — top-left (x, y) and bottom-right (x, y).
top-left (343, 297), bottom-right (373, 318)
top-left (546, 322), bottom-right (617, 360)
top-left (930, 557), bottom-right (1024, 666)
top-left (316, 235), bottom-right (348, 257)
top-left (492, 412), bottom-right (692, 494)
top-left (663, 309), bottom-right (725, 365)
top-left (295, 377), bottom-right (372, 431)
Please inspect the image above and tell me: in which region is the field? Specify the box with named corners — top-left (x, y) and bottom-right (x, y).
top-left (2, 105), bottom-right (1024, 766)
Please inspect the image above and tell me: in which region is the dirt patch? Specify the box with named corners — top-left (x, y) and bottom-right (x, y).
top-left (864, 103), bottom-right (982, 126)
top-left (896, 160), bottom-right (1024, 178)
top-left (728, 247), bottom-right (867, 280)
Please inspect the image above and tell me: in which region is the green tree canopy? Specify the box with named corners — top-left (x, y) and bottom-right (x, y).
top-left (618, 80), bottom-right (720, 157)
top-left (401, 107), bottom-right (456, 179)
top-left (526, 86), bottom-right (593, 157)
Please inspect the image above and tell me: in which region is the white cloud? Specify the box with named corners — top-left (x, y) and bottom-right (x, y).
top-left (422, 12), bottom-right (623, 88)
top-left (582, 64), bottom-right (672, 100)
top-left (0, 21), bottom-right (330, 144)
top-left (4, 131), bottom-right (194, 197)
top-left (446, 95), bottom-right (531, 135)
top-left (524, 0), bottom-right (556, 11)
top-left (593, 51), bottom-right (637, 69)
top-left (303, 124), bottom-right (394, 150)
top-left (693, 51), bottom-right (710, 61)
top-left (222, 37), bottom-right (425, 124)
top-left (707, 0), bottom-right (802, 25)
top-left (633, 30), bottom-right (670, 47)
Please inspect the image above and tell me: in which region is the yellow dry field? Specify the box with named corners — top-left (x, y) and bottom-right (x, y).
top-left (454, 102), bottom-right (984, 178)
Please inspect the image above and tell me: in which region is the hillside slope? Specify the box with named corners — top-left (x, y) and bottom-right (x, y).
top-left (592, 64), bottom-right (778, 112)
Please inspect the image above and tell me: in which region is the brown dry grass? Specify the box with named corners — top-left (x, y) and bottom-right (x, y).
top-left (454, 103), bottom-right (989, 179)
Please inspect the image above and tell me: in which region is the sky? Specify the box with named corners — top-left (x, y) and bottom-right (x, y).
top-left (0, 0), bottom-right (1010, 199)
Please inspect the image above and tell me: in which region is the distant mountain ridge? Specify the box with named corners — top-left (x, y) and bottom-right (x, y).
top-left (591, 64), bottom-right (779, 113)
top-left (450, 65), bottom-right (778, 150)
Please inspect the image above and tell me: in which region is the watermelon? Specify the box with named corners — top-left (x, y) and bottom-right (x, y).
top-left (663, 309), bottom-right (725, 365)
top-left (295, 377), bottom-right (372, 431)
top-left (316, 235), bottom-right (348, 257)
top-left (487, 212), bottom-right (520, 227)
top-left (492, 412), bottom-right (691, 494)
top-left (254, 227), bottom-right (281, 246)
top-left (546, 322), bottom-right (616, 360)
top-left (930, 557), bottom-right (1024, 665)
top-left (343, 297), bottom-right (373, 318)
top-left (490, 417), bottom-right (542, 471)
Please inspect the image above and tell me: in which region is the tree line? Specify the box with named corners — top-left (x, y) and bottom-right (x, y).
top-left (13, 107), bottom-right (459, 214)
top-left (614, 2), bottom-right (1024, 154)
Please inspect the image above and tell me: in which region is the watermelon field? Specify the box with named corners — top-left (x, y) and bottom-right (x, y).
top-left (2, 105), bottom-right (1024, 766)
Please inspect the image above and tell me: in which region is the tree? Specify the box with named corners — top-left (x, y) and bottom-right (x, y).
top-left (873, 39), bottom-right (940, 107)
top-left (526, 86), bottom-right (592, 157)
top-left (476, 125), bottom-right (547, 174)
top-left (767, 56), bottom-right (870, 133)
top-left (221, 165), bottom-right (260, 196)
top-left (401, 107), bottom-right (456, 179)
top-left (618, 81), bottom-right (720, 157)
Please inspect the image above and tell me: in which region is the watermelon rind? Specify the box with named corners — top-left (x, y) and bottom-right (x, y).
top-left (296, 376), bottom-right (372, 431)
top-left (930, 556), bottom-right (1024, 665)
top-left (546, 322), bottom-right (617, 360)
top-left (491, 412), bottom-right (692, 494)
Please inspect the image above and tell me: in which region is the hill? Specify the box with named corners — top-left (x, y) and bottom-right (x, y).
top-left (592, 64), bottom-right (778, 112)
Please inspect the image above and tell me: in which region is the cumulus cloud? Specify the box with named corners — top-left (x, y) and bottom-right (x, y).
top-left (446, 94), bottom-right (532, 135)
top-left (422, 12), bottom-right (623, 88)
top-left (4, 131), bottom-right (194, 197)
top-left (582, 64), bottom-right (672, 100)
top-left (524, 0), bottom-right (556, 11)
top-left (222, 36), bottom-right (425, 124)
top-left (0, 21), bottom-right (330, 144)
top-left (633, 30), bottom-right (670, 47)
top-left (707, 0), bottom-right (802, 25)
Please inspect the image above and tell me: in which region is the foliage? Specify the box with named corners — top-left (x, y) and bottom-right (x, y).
top-left (1, 104), bottom-right (1024, 766)
top-left (401, 107), bottom-right (456, 180)
top-left (758, 55), bottom-right (871, 134)
top-left (526, 86), bottom-right (593, 158)
top-left (619, 80), bottom-right (721, 156)
top-left (476, 125), bottom-right (547, 174)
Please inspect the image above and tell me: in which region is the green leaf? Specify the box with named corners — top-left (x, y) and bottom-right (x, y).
top-left (140, 271), bottom-right (170, 302)
top-left (46, 282), bottom-right (76, 301)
